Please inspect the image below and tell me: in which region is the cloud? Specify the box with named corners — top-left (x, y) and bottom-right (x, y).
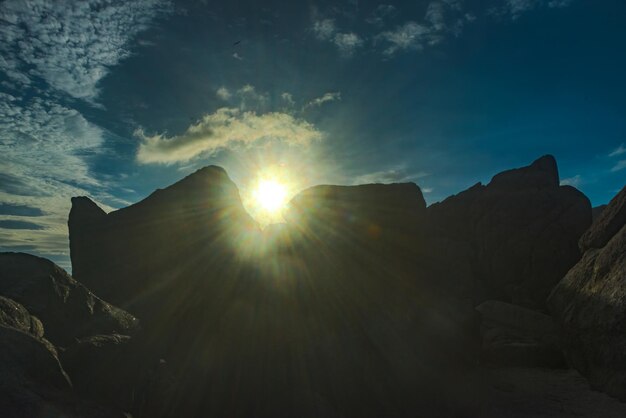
top-left (354, 168), bottom-right (430, 184)
top-left (609, 144), bottom-right (626, 157)
top-left (312, 18), bottom-right (363, 55)
top-left (232, 52), bottom-right (244, 60)
top-left (365, 5), bottom-right (398, 26)
top-left (333, 33), bottom-right (364, 55)
top-left (376, 22), bottom-right (431, 54)
top-left (313, 19), bottom-right (337, 41)
top-left (305, 92), bottom-right (342, 109)
top-left (136, 107), bottom-right (323, 164)
top-left (0, 203), bottom-right (45, 217)
top-left (492, 0), bottom-right (574, 19)
top-left (0, 0), bottom-right (171, 102)
top-left (216, 87), bottom-right (232, 100)
top-left (560, 175), bottom-right (582, 187)
top-left (611, 160), bottom-right (626, 173)
top-left (0, 220), bottom-right (45, 230)
top-left (281, 92), bottom-right (295, 106)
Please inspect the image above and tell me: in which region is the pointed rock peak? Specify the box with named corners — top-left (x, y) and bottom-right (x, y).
top-left (69, 197), bottom-right (106, 223)
top-left (489, 154), bottom-right (559, 190)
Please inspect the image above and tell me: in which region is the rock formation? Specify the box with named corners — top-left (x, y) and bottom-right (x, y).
top-left (427, 155), bottom-right (591, 308)
top-left (0, 252), bottom-right (138, 347)
top-left (548, 186), bottom-right (626, 399)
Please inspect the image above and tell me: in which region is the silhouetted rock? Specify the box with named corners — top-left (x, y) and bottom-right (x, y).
top-left (428, 155), bottom-right (591, 308)
top-left (69, 165), bottom-right (259, 313)
top-left (579, 186), bottom-right (626, 252)
top-left (0, 252), bottom-right (138, 347)
top-left (548, 185), bottom-right (626, 400)
top-left (476, 300), bottom-right (565, 368)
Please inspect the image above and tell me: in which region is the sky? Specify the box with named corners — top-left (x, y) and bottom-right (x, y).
top-left (1, 0), bottom-right (625, 269)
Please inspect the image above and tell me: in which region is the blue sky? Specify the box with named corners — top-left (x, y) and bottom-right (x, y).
top-left (1, 0), bottom-right (625, 269)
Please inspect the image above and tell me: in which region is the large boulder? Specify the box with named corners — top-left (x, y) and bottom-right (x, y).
top-left (0, 253), bottom-right (138, 347)
top-left (69, 165), bottom-right (259, 313)
top-left (0, 295), bottom-right (44, 338)
top-left (548, 186), bottom-right (626, 399)
top-left (427, 155), bottom-right (591, 308)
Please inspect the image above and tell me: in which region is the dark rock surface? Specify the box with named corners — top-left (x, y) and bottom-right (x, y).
top-left (0, 295), bottom-right (44, 338)
top-left (52, 156), bottom-right (595, 417)
top-left (69, 165), bottom-right (259, 312)
top-left (476, 300), bottom-right (565, 368)
top-left (427, 155), bottom-right (591, 308)
top-left (548, 186), bottom-right (626, 400)
top-left (579, 186), bottom-right (626, 251)
top-left (0, 252), bottom-right (138, 347)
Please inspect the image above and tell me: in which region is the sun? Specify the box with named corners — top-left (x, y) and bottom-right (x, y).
top-left (253, 179), bottom-right (288, 213)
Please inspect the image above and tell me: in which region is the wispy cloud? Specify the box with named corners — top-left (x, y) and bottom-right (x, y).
top-left (611, 160), bottom-right (626, 173)
top-left (0, 0), bottom-right (171, 102)
top-left (560, 174), bottom-right (582, 187)
top-left (365, 5), bottom-right (398, 26)
top-left (136, 108), bottom-right (323, 164)
top-left (216, 87), bottom-right (232, 100)
top-left (312, 18), bottom-right (364, 56)
top-left (353, 168), bottom-right (430, 185)
top-left (609, 143), bottom-right (626, 157)
top-left (304, 92), bottom-right (342, 109)
top-left (491, 0), bottom-right (574, 20)
top-left (0, 0), bottom-right (169, 265)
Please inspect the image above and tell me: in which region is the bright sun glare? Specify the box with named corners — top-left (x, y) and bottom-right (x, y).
top-left (253, 179), bottom-right (287, 213)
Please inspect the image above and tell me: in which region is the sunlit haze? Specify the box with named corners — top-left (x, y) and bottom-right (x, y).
top-left (253, 179), bottom-right (287, 214)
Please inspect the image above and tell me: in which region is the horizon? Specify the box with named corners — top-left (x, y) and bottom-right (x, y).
top-left (1, 0), bottom-right (626, 269)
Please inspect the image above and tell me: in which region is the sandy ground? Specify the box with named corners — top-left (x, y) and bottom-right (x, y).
top-left (480, 367), bottom-right (626, 417)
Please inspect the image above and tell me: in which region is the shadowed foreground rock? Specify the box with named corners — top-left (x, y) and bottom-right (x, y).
top-left (549, 186), bottom-right (626, 400)
top-left (0, 253), bottom-right (138, 347)
top-left (428, 155), bottom-right (591, 308)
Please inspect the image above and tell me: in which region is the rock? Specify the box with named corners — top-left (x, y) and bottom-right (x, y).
top-left (0, 252), bottom-right (138, 347)
top-left (476, 300), bottom-right (565, 368)
top-left (68, 165), bottom-right (259, 312)
top-left (428, 155), bottom-right (591, 308)
top-left (0, 324), bottom-right (72, 416)
top-left (579, 186), bottom-right (626, 252)
top-left (592, 204), bottom-right (608, 221)
top-left (0, 295), bottom-right (44, 338)
top-left (548, 184), bottom-right (626, 400)
top-left (61, 334), bottom-right (137, 409)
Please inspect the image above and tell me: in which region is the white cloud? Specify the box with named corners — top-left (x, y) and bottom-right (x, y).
top-left (232, 52), bottom-right (244, 60)
top-left (313, 18), bottom-right (337, 41)
top-left (0, 0), bottom-right (171, 102)
top-left (611, 160), bottom-right (626, 173)
top-left (216, 87), bottom-right (232, 100)
top-left (376, 22), bottom-right (431, 55)
top-left (281, 92), bottom-right (295, 106)
top-left (305, 92), bottom-right (342, 109)
top-left (560, 175), bottom-right (582, 187)
top-left (333, 32), bottom-right (364, 55)
top-left (609, 144), bottom-right (626, 157)
top-left (136, 107), bottom-right (323, 164)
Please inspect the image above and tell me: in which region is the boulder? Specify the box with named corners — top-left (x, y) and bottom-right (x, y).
top-left (548, 186), bottom-right (626, 399)
top-left (0, 252), bottom-right (138, 347)
top-left (579, 186), bottom-right (626, 251)
top-left (427, 155), bottom-right (591, 308)
top-left (476, 300), bottom-right (564, 368)
top-left (68, 165), bottom-right (259, 313)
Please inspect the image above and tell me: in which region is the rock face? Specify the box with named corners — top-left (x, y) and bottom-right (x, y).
top-left (476, 300), bottom-right (564, 368)
top-left (62, 157), bottom-right (593, 417)
top-left (548, 186), bottom-right (626, 399)
top-left (69, 166), bottom-right (259, 313)
top-left (0, 252), bottom-right (138, 347)
top-left (427, 155), bottom-right (591, 308)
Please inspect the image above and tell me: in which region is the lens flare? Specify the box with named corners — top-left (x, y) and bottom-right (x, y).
top-left (253, 179), bottom-right (287, 213)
